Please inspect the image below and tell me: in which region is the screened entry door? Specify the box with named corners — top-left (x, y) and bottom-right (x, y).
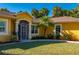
top-left (55, 25), bottom-right (61, 39)
top-left (18, 20), bottom-right (29, 40)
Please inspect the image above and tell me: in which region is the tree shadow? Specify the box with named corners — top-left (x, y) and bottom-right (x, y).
top-left (0, 41), bottom-right (66, 54)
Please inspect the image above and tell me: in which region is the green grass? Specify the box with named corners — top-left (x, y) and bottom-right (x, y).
top-left (0, 41), bottom-right (79, 55)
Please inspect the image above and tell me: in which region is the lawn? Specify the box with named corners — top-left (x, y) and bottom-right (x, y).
top-left (0, 41), bottom-right (79, 55)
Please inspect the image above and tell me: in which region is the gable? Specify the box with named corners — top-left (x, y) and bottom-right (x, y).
top-left (16, 12), bottom-right (33, 22)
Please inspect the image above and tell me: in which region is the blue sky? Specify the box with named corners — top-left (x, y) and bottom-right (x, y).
top-left (0, 3), bottom-right (78, 16)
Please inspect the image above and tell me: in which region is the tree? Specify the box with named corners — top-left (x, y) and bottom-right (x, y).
top-left (62, 10), bottom-right (67, 16)
top-left (53, 6), bottom-right (63, 17)
top-left (31, 8), bottom-right (40, 18)
top-left (18, 11), bottom-right (23, 13)
top-left (38, 16), bottom-right (54, 37)
top-left (62, 10), bottom-right (71, 16)
top-left (75, 6), bottom-right (79, 17)
top-left (39, 8), bottom-right (49, 16)
top-left (71, 5), bottom-right (79, 17)
top-left (53, 6), bottom-right (75, 17)
top-left (0, 8), bottom-right (10, 12)
top-left (32, 8), bottom-right (49, 18)
top-left (76, 5), bottom-right (79, 11)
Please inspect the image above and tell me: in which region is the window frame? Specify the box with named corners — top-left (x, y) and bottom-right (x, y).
top-left (31, 24), bottom-right (39, 36)
top-left (54, 24), bottom-right (62, 38)
top-left (0, 19), bottom-right (8, 35)
top-left (0, 21), bottom-right (6, 32)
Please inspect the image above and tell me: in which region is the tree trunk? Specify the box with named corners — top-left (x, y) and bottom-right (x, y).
top-left (44, 28), bottom-right (47, 37)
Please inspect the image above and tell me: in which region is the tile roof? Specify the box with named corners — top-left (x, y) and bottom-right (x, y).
top-left (0, 11), bottom-right (16, 19)
top-left (32, 16), bottom-right (79, 23)
top-left (50, 16), bottom-right (79, 23)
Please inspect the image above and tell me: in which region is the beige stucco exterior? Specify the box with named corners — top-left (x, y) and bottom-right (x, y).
top-left (16, 13), bottom-right (33, 40)
top-left (0, 12), bottom-right (33, 42)
top-left (0, 18), bottom-right (13, 42)
top-left (1, 12), bottom-right (79, 42)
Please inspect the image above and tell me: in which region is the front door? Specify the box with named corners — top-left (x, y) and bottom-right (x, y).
top-left (18, 20), bottom-right (29, 40)
top-left (55, 24), bottom-right (61, 39)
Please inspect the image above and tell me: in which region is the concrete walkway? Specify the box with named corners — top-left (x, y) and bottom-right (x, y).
top-left (21, 39), bottom-right (67, 42)
top-left (21, 40), bottom-right (79, 43)
top-left (0, 40), bottom-right (79, 46)
top-left (67, 41), bottom-right (79, 43)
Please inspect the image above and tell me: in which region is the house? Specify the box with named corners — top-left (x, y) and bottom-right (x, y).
top-left (50, 16), bottom-right (79, 40)
top-left (0, 11), bottom-right (32, 42)
top-left (0, 11), bottom-right (79, 43)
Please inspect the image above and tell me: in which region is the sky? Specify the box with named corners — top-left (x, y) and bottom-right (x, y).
top-left (0, 3), bottom-right (78, 16)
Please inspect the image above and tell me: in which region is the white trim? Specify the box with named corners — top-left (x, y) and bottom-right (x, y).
top-left (31, 24), bottom-right (39, 36)
top-left (54, 24), bottom-right (62, 38)
top-left (29, 22), bottom-right (31, 39)
top-left (0, 18), bottom-right (9, 35)
top-left (16, 19), bottom-right (32, 40)
top-left (16, 18), bottom-right (31, 32)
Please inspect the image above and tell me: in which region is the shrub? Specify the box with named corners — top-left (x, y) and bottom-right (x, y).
top-left (32, 34), bottom-right (54, 40)
top-left (62, 33), bottom-right (71, 40)
top-left (55, 33), bottom-right (60, 39)
top-left (11, 35), bottom-right (17, 42)
top-left (32, 36), bottom-right (47, 39)
top-left (47, 34), bottom-right (54, 39)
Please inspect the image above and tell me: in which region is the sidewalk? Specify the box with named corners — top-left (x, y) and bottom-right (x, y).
top-left (67, 41), bottom-right (79, 43)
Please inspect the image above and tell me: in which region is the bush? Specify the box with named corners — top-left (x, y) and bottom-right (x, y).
top-left (55, 33), bottom-right (60, 39)
top-left (11, 35), bottom-right (17, 42)
top-left (62, 33), bottom-right (71, 40)
top-left (32, 34), bottom-right (54, 40)
top-left (32, 36), bottom-right (47, 39)
top-left (47, 34), bottom-right (54, 39)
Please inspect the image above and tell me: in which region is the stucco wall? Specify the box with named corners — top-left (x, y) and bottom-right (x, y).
top-left (39, 26), bottom-right (54, 36)
top-left (16, 13), bottom-right (32, 40)
top-left (39, 22), bottom-right (79, 41)
top-left (16, 13), bottom-right (32, 22)
top-left (0, 35), bottom-right (12, 42)
top-left (0, 13), bottom-right (33, 42)
top-left (60, 22), bottom-right (79, 41)
top-left (0, 18), bottom-right (12, 42)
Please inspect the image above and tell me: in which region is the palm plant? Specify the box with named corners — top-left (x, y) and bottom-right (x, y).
top-left (39, 8), bottom-right (49, 16)
top-left (31, 8), bottom-right (40, 18)
top-left (0, 8), bottom-right (10, 12)
top-left (53, 6), bottom-right (63, 17)
top-left (71, 5), bottom-right (79, 17)
top-left (32, 8), bottom-right (49, 18)
top-left (38, 16), bottom-right (54, 37)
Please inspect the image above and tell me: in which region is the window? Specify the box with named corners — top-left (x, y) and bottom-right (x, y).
top-left (54, 24), bottom-right (62, 39)
top-left (31, 25), bottom-right (38, 34)
top-left (0, 21), bottom-right (6, 32)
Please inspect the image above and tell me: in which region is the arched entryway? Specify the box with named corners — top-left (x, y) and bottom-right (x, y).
top-left (18, 20), bottom-right (29, 41)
